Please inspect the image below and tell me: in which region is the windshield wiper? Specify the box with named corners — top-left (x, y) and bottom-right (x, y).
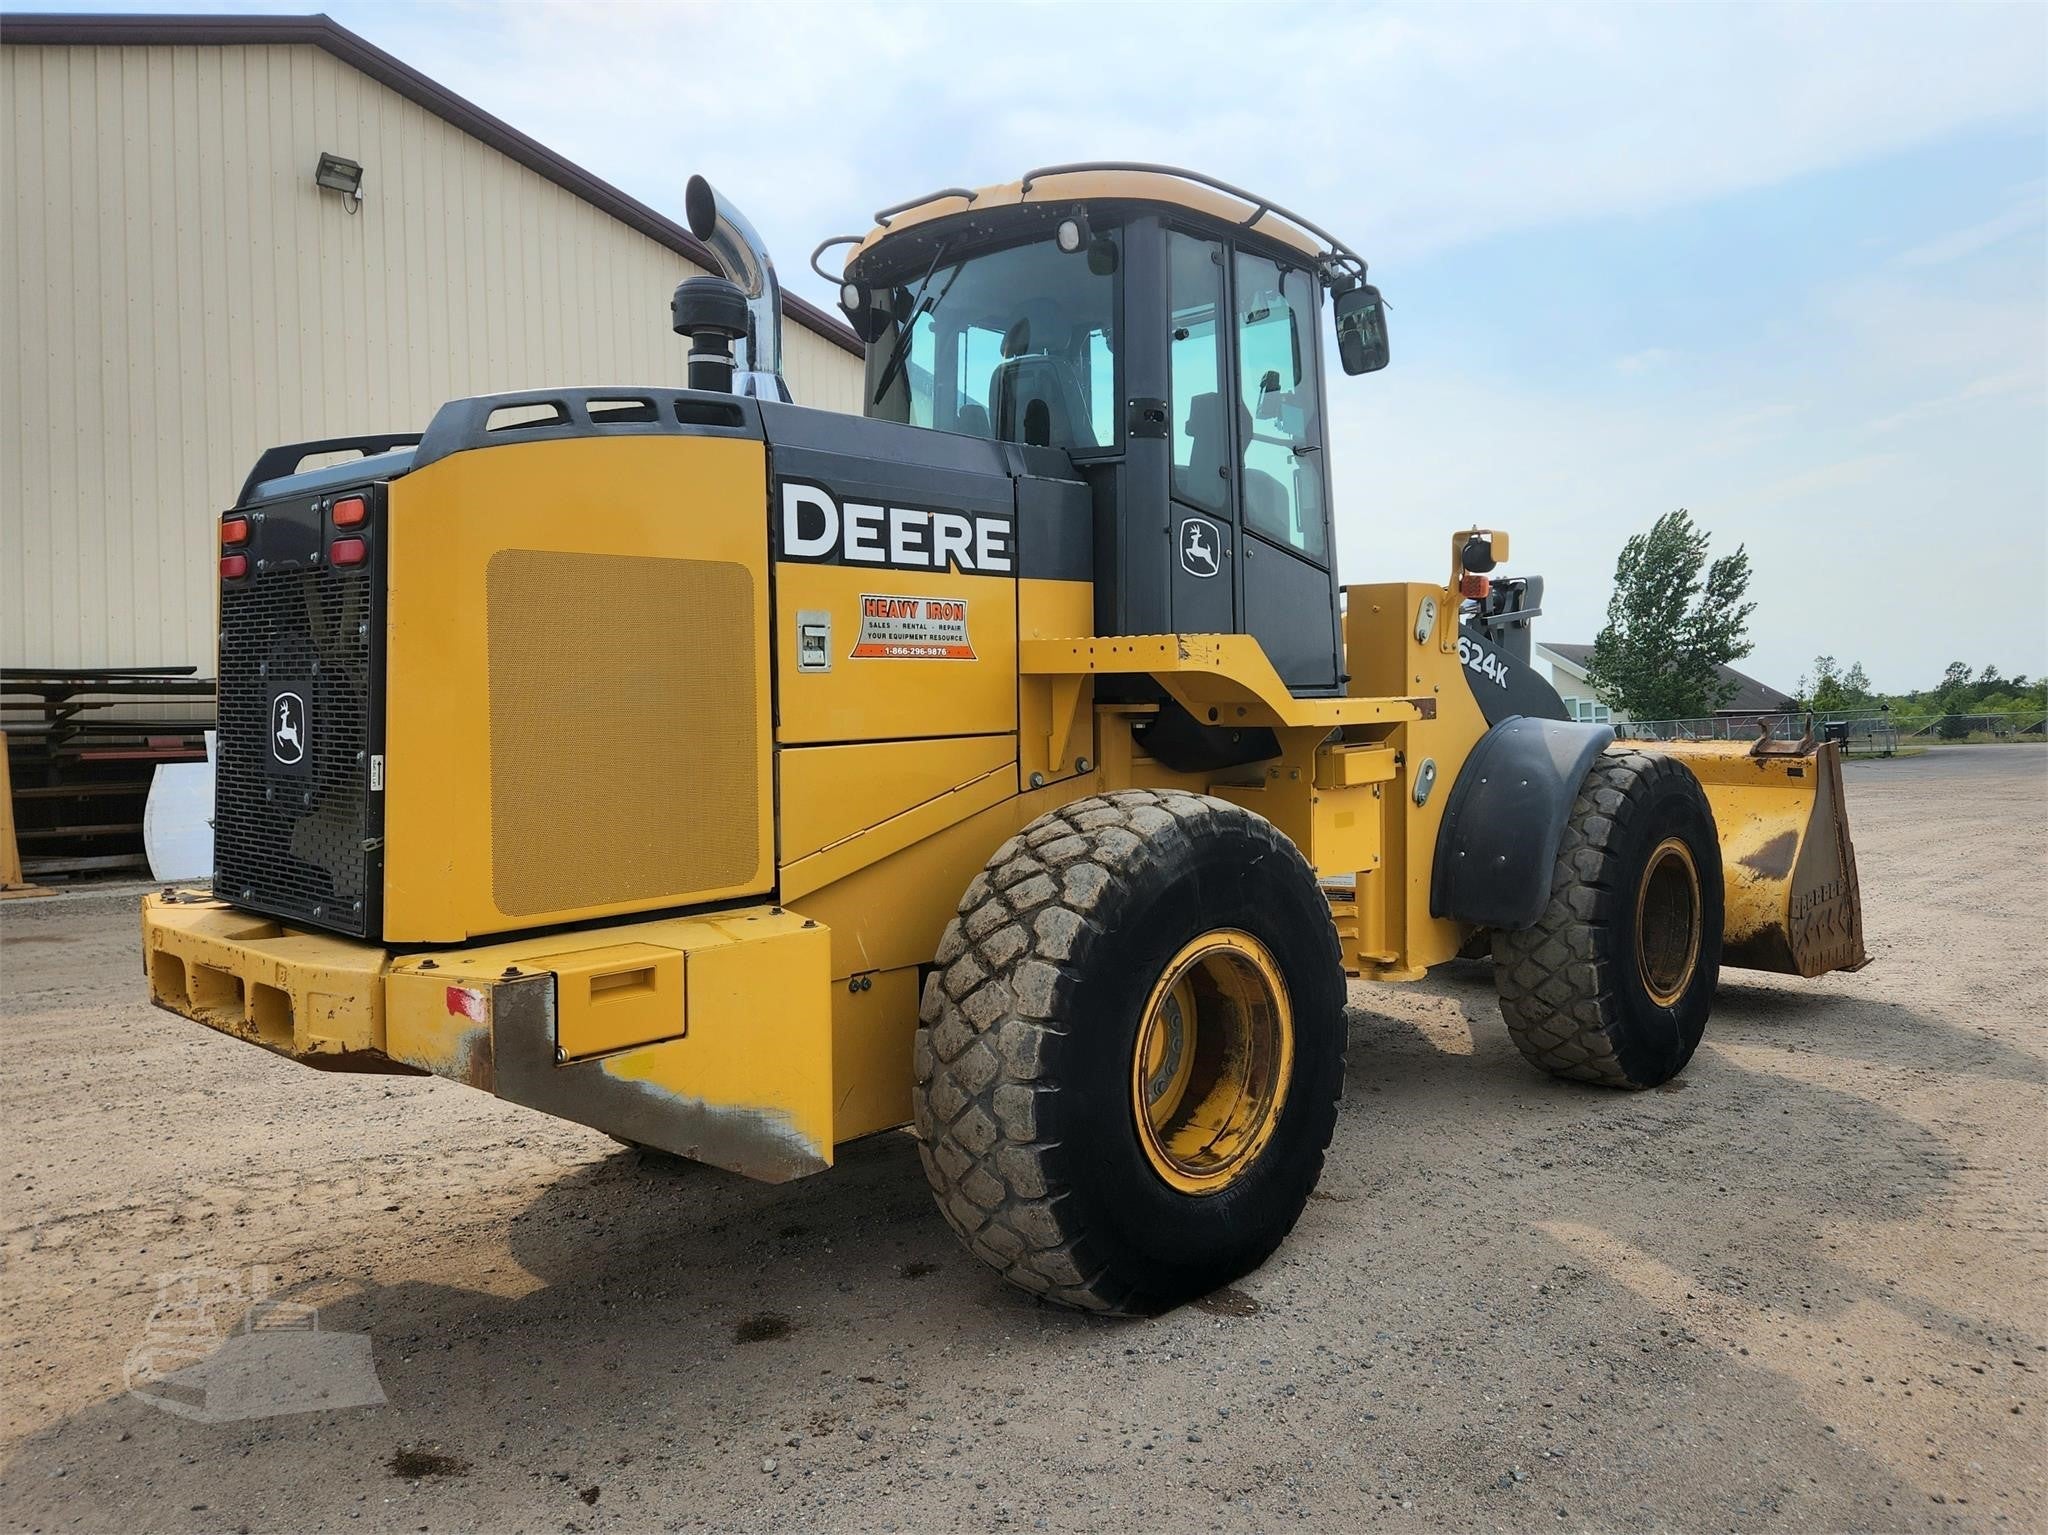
top-left (869, 242), bottom-right (957, 407)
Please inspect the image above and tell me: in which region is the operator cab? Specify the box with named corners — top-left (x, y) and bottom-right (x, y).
top-left (831, 165), bottom-right (1387, 697)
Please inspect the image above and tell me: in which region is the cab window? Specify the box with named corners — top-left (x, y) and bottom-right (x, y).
top-left (1234, 252), bottom-right (1327, 563)
top-left (864, 231), bottom-right (1119, 452)
top-left (1167, 230), bottom-right (1227, 516)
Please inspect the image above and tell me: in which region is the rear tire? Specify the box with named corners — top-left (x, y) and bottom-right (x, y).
top-left (1492, 748), bottom-right (1721, 1088)
top-left (912, 791), bottom-right (1345, 1314)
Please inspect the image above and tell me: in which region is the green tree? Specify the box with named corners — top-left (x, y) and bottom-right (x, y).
top-left (1798, 655), bottom-right (1874, 714)
top-left (1805, 655), bottom-right (1846, 713)
top-left (1935, 660), bottom-right (1975, 737)
top-left (1583, 509), bottom-right (1756, 720)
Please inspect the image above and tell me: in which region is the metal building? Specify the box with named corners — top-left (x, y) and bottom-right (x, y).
top-left (0, 11), bottom-right (864, 677)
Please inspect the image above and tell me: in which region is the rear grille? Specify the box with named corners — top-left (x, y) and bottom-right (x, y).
top-left (213, 516), bottom-right (380, 936)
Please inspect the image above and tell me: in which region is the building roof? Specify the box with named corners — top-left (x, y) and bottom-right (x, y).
top-left (1541, 643), bottom-right (1794, 716)
top-left (0, 10), bottom-right (861, 357)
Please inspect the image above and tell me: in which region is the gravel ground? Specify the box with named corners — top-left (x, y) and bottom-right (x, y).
top-left (1, 745), bottom-right (2042, 1534)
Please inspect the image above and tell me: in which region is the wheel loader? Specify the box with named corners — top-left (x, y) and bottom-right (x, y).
top-left (142, 164), bottom-right (1867, 1313)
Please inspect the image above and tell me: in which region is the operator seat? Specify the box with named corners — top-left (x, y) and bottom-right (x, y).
top-left (954, 401), bottom-right (992, 440)
top-left (1183, 392), bottom-right (1291, 532)
top-left (991, 355), bottom-right (1090, 448)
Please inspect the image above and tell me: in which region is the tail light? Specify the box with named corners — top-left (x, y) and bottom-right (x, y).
top-left (332, 496), bottom-right (367, 528)
top-left (220, 553), bottom-right (248, 580)
top-left (221, 517), bottom-right (250, 546)
top-left (329, 537), bottom-right (368, 567)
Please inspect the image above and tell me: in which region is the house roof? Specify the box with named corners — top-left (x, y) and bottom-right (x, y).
top-left (1541, 643), bottom-right (1794, 716)
top-left (0, 11), bottom-right (862, 357)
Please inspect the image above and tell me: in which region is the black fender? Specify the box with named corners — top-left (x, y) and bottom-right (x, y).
top-left (1429, 716), bottom-right (1616, 931)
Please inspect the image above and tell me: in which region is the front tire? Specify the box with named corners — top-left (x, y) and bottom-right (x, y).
top-left (1492, 749), bottom-right (1722, 1088)
top-left (912, 791), bottom-right (1345, 1314)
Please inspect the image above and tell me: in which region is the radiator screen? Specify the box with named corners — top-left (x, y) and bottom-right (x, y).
top-left (486, 550), bottom-right (759, 917)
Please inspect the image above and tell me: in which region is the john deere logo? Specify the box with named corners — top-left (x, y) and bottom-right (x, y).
top-left (271, 693), bottom-right (306, 764)
top-left (1179, 517), bottom-right (1221, 579)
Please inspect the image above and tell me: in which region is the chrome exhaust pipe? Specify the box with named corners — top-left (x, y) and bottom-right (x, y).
top-left (684, 175), bottom-right (790, 402)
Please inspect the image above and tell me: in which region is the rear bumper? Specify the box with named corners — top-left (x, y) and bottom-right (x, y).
top-left (142, 892), bottom-right (835, 1181)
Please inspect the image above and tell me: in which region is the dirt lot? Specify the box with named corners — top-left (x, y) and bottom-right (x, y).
top-left (2, 746), bottom-right (2043, 1533)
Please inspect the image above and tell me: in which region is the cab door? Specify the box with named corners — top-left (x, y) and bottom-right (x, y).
top-left (1163, 229), bottom-right (1237, 638)
top-left (1230, 251), bottom-right (1342, 694)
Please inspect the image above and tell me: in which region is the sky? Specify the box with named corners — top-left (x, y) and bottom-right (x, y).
top-left (25, 0), bottom-right (2045, 691)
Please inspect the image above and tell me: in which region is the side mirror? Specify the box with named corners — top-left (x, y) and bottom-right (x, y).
top-left (1334, 283), bottom-right (1389, 375)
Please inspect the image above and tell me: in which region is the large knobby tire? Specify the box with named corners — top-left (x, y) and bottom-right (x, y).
top-left (913, 790), bottom-right (1346, 1315)
top-left (1491, 748), bottom-right (1722, 1088)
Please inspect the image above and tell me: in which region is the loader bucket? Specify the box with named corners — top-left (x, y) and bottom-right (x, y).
top-left (1644, 736), bottom-right (1869, 978)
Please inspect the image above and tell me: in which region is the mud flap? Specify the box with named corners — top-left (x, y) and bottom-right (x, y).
top-left (1648, 739), bottom-right (1869, 977)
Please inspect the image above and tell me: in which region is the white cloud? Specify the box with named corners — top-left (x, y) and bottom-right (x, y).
top-left (347, 0), bottom-right (2048, 304)
top-left (1897, 188), bottom-right (2047, 267)
top-left (327, 0), bottom-right (2048, 690)
top-left (1615, 348), bottom-right (1675, 376)
top-left (1866, 369), bottom-right (2040, 435)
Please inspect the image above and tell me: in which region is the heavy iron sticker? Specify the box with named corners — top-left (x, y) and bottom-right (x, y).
top-left (851, 594), bottom-right (975, 660)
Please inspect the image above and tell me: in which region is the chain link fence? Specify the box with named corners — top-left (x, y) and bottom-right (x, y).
top-left (1613, 711), bottom-right (2047, 750)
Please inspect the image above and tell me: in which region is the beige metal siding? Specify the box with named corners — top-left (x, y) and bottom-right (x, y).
top-left (0, 41), bottom-right (863, 671)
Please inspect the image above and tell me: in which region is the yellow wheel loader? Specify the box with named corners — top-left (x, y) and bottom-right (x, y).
top-left (143, 165), bottom-right (1867, 1313)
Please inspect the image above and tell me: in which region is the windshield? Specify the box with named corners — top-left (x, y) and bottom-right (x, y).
top-left (863, 231), bottom-right (1119, 452)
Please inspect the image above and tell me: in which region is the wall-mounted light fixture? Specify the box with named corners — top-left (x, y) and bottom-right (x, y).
top-left (313, 151), bottom-right (364, 214)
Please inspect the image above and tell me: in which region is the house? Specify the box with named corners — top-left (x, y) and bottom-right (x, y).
top-left (1534, 643), bottom-right (1795, 725)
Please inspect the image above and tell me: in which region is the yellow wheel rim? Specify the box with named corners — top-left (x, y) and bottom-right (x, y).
top-left (1635, 836), bottom-right (1702, 1007)
top-left (1130, 930), bottom-right (1293, 1194)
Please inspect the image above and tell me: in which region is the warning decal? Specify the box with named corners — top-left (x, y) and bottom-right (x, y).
top-left (851, 594), bottom-right (976, 660)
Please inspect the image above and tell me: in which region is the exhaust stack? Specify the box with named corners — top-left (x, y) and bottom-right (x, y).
top-left (684, 175), bottom-right (791, 402)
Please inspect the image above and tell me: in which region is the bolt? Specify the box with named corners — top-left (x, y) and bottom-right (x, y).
top-left (1029, 771), bottom-right (1046, 788)
top-left (419, 958), bottom-right (437, 970)
top-left (555, 1047), bottom-right (566, 1063)
top-left (502, 966), bottom-right (522, 979)
top-left (1075, 757), bottom-right (1092, 773)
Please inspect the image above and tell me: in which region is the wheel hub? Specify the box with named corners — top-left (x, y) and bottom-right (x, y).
top-left (1636, 836), bottom-right (1702, 1007)
top-left (1131, 931), bottom-right (1293, 1194)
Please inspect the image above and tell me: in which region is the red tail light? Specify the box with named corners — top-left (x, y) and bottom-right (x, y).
top-left (329, 537), bottom-right (368, 567)
top-left (1459, 573), bottom-right (1492, 600)
top-left (220, 553), bottom-right (248, 580)
top-left (332, 496), bottom-right (367, 528)
top-left (221, 517), bottom-right (249, 546)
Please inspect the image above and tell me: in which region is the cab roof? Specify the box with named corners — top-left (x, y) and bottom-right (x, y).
top-left (836, 163), bottom-right (1364, 281)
